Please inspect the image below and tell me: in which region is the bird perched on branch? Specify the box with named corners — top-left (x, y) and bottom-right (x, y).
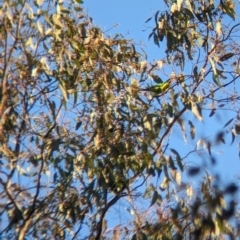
top-left (141, 73), bottom-right (184, 94)
top-left (141, 81), bottom-right (171, 94)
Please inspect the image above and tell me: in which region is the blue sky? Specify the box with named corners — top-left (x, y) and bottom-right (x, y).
top-left (83, 1), bottom-right (163, 59)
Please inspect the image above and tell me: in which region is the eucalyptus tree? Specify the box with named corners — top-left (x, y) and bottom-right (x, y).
top-left (0, 0), bottom-right (240, 239)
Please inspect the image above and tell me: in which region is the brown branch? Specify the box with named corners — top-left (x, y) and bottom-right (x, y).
top-left (95, 192), bottom-right (125, 240)
top-left (0, 6), bottom-right (23, 118)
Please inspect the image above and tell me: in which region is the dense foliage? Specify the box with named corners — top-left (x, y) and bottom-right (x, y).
top-left (1, 0), bottom-right (240, 239)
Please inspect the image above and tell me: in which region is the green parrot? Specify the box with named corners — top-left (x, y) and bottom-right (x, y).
top-left (142, 81), bottom-right (171, 94)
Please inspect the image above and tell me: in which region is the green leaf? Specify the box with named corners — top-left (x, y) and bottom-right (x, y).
top-left (151, 75), bottom-right (163, 84)
top-left (48, 100), bottom-right (56, 118)
top-left (59, 83), bottom-right (69, 102)
top-left (37, 0), bottom-right (44, 6)
top-left (153, 33), bottom-right (160, 47)
top-left (149, 191), bottom-right (158, 207)
top-left (209, 57), bottom-right (216, 74)
top-left (73, 91), bottom-right (78, 106)
top-left (163, 165), bottom-right (170, 179)
top-left (195, 13), bottom-right (203, 22)
top-left (183, 8), bottom-right (194, 19)
top-left (212, 71), bottom-right (221, 87)
top-left (216, 131), bottom-right (225, 144)
top-left (75, 121), bottom-right (82, 131)
top-left (131, 234), bottom-right (137, 240)
top-left (235, 124), bottom-right (240, 134)
top-left (188, 167), bottom-right (200, 176)
top-left (191, 101), bottom-right (203, 121)
top-left (53, 172), bottom-right (58, 184)
top-left (177, 118), bottom-right (185, 132)
top-left (193, 65), bottom-right (198, 80)
top-left (145, 17), bottom-right (152, 23)
top-left (219, 53), bottom-right (234, 62)
top-left (184, 35), bottom-right (193, 60)
top-left (207, 142), bottom-right (211, 156)
top-left (170, 148), bottom-right (183, 172)
top-left (222, 1), bottom-right (235, 20)
top-left (147, 167), bottom-right (155, 177)
top-left (216, 20), bottom-right (222, 38)
top-left (223, 118), bottom-right (234, 128)
top-left (231, 128), bottom-right (236, 144)
top-left (209, 108), bottom-right (216, 117)
top-left (172, 170), bottom-right (181, 185)
top-left (168, 156), bottom-right (176, 170)
top-left (148, 31), bottom-right (155, 40)
top-left (60, 9), bottom-right (70, 14)
top-left (74, 0), bottom-right (83, 3)
top-left (224, 183), bottom-right (238, 194)
top-left (154, 10), bottom-right (159, 25)
top-left (167, 31), bottom-right (174, 50)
